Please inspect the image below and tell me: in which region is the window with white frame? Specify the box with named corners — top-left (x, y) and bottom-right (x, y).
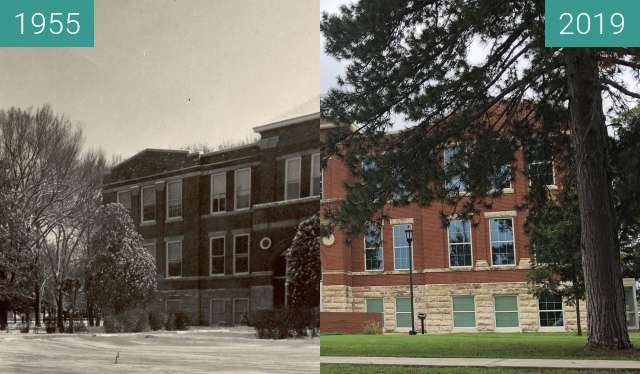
top-left (395, 297), bottom-right (412, 329)
top-left (494, 295), bottom-right (519, 328)
top-left (211, 173), bottom-right (226, 213)
top-left (210, 237), bottom-right (225, 275)
top-left (311, 153), bottom-right (321, 197)
top-left (538, 294), bottom-right (564, 328)
top-left (117, 190), bottom-right (131, 211)
top-left (448, 219), bottom-right (472, 267)
top-left (166, 241), bottom-right (182, 277)
top-left (364, 223), bottom-right (383, 271)
top-left (490, 163), bottom-right (512, 190)
top-left (444, 147), bottom-right (466, 192)
top-left (234, 298), bottom-right (249, 325)
top-left (234, 234), bottom-right (249, 274)
top-left (452, 295), bottom-right (476, 328)
top-left (528, 160), bottom-right (555, 186)
top-left (285, 157), bottom-right (301, 200)
top-left (141, 186), bottom-right (156, 223)
top-left (490, 218), bottom-right (515, 265)
top-left (166, 180), bottom-right (182, 219)
top-left (366, 298), bottom-right (384, 314)
top-left (234, 168), bottom-right (251, 209)
top-left (393, 224), bottom-right (411, 270)
top-left (143, 242), bottom-right (156, 263)
top-left (624, 286), bottom-right (637, 328)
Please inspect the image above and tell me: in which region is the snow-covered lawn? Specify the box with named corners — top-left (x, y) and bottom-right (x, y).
top-left (0, 327), bottom-right (319, 373)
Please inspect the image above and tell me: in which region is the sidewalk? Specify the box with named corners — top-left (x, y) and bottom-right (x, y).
top-left (321, 356), bottom-right (640, 370)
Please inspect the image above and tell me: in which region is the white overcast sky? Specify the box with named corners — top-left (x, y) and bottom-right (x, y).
top-left (0, 0), bottom-right (319, 160)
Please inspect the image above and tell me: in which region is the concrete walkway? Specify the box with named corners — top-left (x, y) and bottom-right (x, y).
top-left (321, 356), bottom-right (640, 370)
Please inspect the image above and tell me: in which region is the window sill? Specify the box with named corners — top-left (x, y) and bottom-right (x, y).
top-left (539, 326), bottom-right (565, 332)
top-left (165, 217), bottom-right (183, 223)
top-left (490, 264), bottom-right (517, 270)
top-left (209, 273), bottom-right (225, 277)
top-left (449, 266), bottom-right (474, 271)
top-left (233, 272), bottom-right (250, 276)
top-left (495, 327), bottom-right (521, 332)
top-left (364, 269), bottom-right (385, 273)
top-left (452, 327), bottom-right (477, 332)
top-left (165, 276), bottom-right (182, 279)
top-left (140, 220), bottom-right (156, 227)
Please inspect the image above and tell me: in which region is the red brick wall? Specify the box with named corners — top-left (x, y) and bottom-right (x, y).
top-left (321, 312), bottom-right (383, 334)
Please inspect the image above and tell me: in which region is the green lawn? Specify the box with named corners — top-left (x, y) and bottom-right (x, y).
top-left (321, 332), bottom-right (640, 360)
top-left (321, 364), bottom-right (639, 374)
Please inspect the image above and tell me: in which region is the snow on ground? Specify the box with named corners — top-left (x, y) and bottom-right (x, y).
top-left (0, 327), bottom-right (319, 373)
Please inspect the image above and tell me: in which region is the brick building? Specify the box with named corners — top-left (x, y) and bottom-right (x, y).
top-left (102, 113), bottom-right (320, 325)
top-left (320, 122), bottom-right (638, 333)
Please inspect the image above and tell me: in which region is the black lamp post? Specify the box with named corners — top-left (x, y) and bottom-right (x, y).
top-left (405, 227), bottom-right (417, 335)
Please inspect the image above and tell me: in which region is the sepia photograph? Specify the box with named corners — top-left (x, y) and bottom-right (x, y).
top-left (0, 1), bottom-right (319, 373)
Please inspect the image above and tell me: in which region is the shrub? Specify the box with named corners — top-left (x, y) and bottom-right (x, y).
top-left (65, 320), bottom-right (89, 333)
top-left (45, 321), bottom-right (56, 334)
top-left (19, 323), bottom-right (29, 333)
top-left (148, 309), bottom-right (166, 331)
top-left (103, 309), bottom-right (150, 333)
top-left (253, 308), bottom-right (319, 339)
top-left (173, 312), bottom-right (190, 330)
top-left (362, 320), bottom-right (383, 335)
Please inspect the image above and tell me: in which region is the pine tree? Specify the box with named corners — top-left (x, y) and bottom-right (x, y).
top-left (322, 0), bottom-right (640, 348)
top-left (286, 215), bottom-right (320, 309)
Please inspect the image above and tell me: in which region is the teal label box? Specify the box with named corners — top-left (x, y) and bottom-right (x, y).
top-left (0, 0), bottom-right (93, 47)
top-left (545, 0), bottom-right (640, 47)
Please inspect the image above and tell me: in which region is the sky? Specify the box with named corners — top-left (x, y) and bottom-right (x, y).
top-left (0, 0), bottom-right (320, 160)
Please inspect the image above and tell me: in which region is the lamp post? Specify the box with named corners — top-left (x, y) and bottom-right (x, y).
top-left (405, 227), bottom-right (417, 335)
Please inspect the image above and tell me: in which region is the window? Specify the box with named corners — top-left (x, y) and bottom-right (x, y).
top-left (210, 237), bottom-right (225, 276)
top-left (141, 186), bottom-right (156, 223)
top-left (234, 234), bottom-right (250, 274)
top-left (364, 223), bottom-right (383, 271)
top-left (395, 297), bottom-right (412, 329)
top-left (453, 295), bottom-right (476, 328)
top-left (143, 242), bottom-right (156, 262)
top-left (448, 219), bottom-right (472, 267)
top-left (494, 295), bottom-right (519, 328)
top-left (211, 299), bottom-right (226, 325)
top-left (234, 298), bottom-right (249, 325)
top-left (444, 147), bottom-right (466, 192)
top-left (490, 218), bottom-right (515, 265)
top-left (490, 164), bottom-right (512, 190)
top-left (166, 180), bottom-right (182, 219)
top-left (311, 153), bottom-right (321, 197)
top-left (366, 298), bottom-right (384, 313)
top-left (538, 294), bottom-right (564, 328)
top-left (234, 168), bottom-right (251, 209)
top-left (285, 157), bottom-right (301, 200)
top-left (528, 160), bottom-right (555, 186)
top-left (166, 299), bottom-right (181, 314)
top-left (116, 190), bottom-right (131, 211)
top-left (166, 241), bottom-right (182, 277)
top-left (393, 224), bottom-right (412, 270)
top-left (211, 173), bottom-right (226, 213)
top-left (624, 287), bottom-right (637, 328)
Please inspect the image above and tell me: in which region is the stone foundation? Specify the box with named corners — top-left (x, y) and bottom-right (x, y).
top-left (322, 282), bottom-right (588, 333)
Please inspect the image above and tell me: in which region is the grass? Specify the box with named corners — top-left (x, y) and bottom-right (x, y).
top-left (320, 332), bottom-right (640, 360)
top-left (321, 364), bottom-right (640, 374)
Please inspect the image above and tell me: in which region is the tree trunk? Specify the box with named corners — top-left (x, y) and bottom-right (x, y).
top-left (564, 48), bottom-right (631, 349)
top-left (56, 288), bottom-right (64, 333)
top-left (34, 284), bottom-right (41, 327)
top-left (87, 304), bottom-right (94, 327)
top-left (575, 297), bottom-right (582, 336)
top-left (0, 301), bottom-right (7, 330)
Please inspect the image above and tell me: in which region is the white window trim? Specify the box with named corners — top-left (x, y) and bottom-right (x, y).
top-left (165, 240), bottom-right (182, 278)
top-left (444, 147), bottom-right (467, 193)
top-left (140, 185), bottom-right (156, 225)
top-left (364, 223), bottom-right (384, 272)
top-left (210, 236), bottom-right (225, 276)
top-left (210, 298), bottom-right (227, 325)
top-left (166, 180), bottom-right (183, 221)
top-left (392, 223), bottom-right (413, 271)
top-left (528, 160), bottom-right (557, 189)
top-left (452, 295), bottom-right (477, 330)
top-left (233, 233), bottom-right (250, 275)
top-left (232, 297), bottom-right (250, 325)
top-left (489, 217), bottom-right (517, 267)
top-left (365, 297), bottom-right (385, 328)
top-left (394, 296), bottom-right (412, 332)
top-left (210, 172), bottom-right (227, 214)
top-left (493, 294), bottom-right (521, 330)
top-left (447, 219), bottom-right (474, 268)
top-left (311, 153), bottom-right (321, 197)
top-left (234, 168), bottom-right (251, 211)
top-left (537, 295), bottom-right (566, 331)
top-left (284, 157), bottom-right (302, 201)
